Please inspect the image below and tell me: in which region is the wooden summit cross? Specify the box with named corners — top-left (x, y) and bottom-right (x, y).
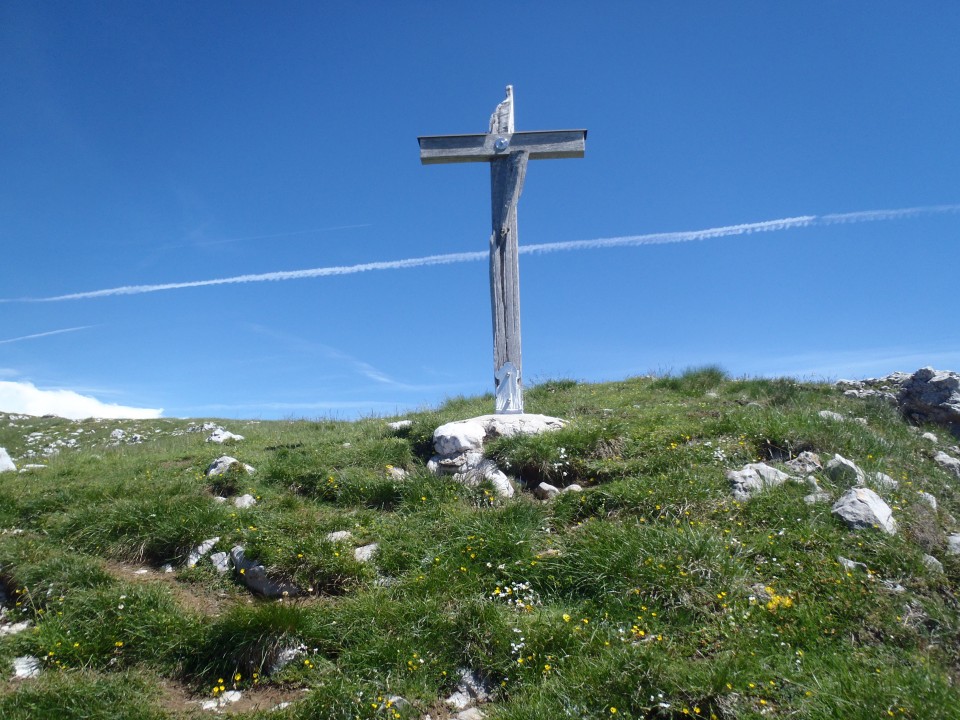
top-left (418, 86), bottom-right (586, 414)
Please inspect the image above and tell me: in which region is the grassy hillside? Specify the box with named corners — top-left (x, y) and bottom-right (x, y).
top-left (1, 369), bottom-right (959, 719)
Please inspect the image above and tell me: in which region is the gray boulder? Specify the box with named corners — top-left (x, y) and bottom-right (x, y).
top-left (934, 451), bottom-right (960, 479)
top-left (785, 451), bottom-right (822, 474)
top-left (831, 487), bottom-right (897, 534)
top-left (726, 462), bottom-right (794, 500)
top-left (898, 367), bottom-right (960, 437)
top-left (947, 534), bottom-right (960, 556)
top-left (825, 454), bottom-right (866, 486)
top-left (230, 546), bottom-right (299, 598)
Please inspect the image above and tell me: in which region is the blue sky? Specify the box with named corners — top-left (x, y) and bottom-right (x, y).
top-left (2, 2), bottom-right (958, 420)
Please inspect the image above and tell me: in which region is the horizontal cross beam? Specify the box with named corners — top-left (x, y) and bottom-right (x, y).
top-left (418, 129), bottom-right (587, 165)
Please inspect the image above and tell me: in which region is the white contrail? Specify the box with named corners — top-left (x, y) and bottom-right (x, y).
top-left (0, 326), bottom-right (94, 344)
top-left (3, 203), bottom-right (958, 303)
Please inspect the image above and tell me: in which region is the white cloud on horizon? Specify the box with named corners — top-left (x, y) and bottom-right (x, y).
top-left (0, 381), bottom-right (163, 420)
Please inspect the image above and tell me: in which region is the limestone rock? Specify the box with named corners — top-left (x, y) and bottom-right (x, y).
top-left (455, 710), bottom-right (487, 720)
top-left (831, 487), bottom-right (897, 534)
top-left (354, 543), bottom-right (378, 563)
top-left (13, 655), bottom-right (40, 679)
top-left (233, 494), bottom-right (257, 509)
top-left (445, 668), bottom-right (492, 711)
top-left (187, 537), bottom-right (220, 568)
top-left (917, 492), bottom-right (938, 511)
top-left (533, 482), bottom-right (560, 500)
top-left (934, 451), bottom-right (960, 479)
top-left (898, 367), bottom-right (960, 437)
top-left (947, 534), bottom-right (960, 556)
top-left (387, 420), bottom-right (412, 431)
top-left (726, 462), bottom-right (794, 500)
top-left (819, 410), bottom-right (845, 422)
top-left (785, 451), bottom-right (822, 474)
top-left (210, 551), bottom-right (231, 574)
top-left (824, 454), bottom-right (866, 486)
top-left (207, 428), bottom-right (244, 444)
top-left (922, 554), bottom-right (944, 573)
top-left (230, 546), bottom-right (299, 598)
top-left (869, 472), bottom-right (899, 491)
top-left (922, 432), bottom-right (939, 443)
top-left (0, 448), bottom-right (15, 474)
top-left (803, 476), bottom-right (831, 505)
top-left (386, 465), bottom-right (408, 480)
top-left (206, 456), bottom-right (255, 477)
top-left (326, 530), bottom-right (354, 543)
top-left (429, 414), bottom-right (566, 497)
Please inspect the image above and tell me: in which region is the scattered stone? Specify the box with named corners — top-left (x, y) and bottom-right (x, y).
top-left (917, 492), bottom-right (938, 511)
top-left (853, 417), bottom-right (869, 426)
top-left (445, 668), bottom-right (492, 711)
top-left (234, 494), bottom-right (257, 509)
top-left (533, 482), bottom-right (560, 500)
top-left (13, 655), bottom-right (40, 679)
top-left (230, 546), bottom-right (299, 598)
top-left (824, 454), bottom-right (866, 486)
top-left (947, 534), bottom-right (960, 556)
top-left (922, 432), bottom-right (939, 443)
top-left (210, 551), bottom-right (231, 574)
top-left (726, 462), bottom-right (794, 501)
top-left (387, 420), bottom-right (413, 431)
top-left (187, 537), bottom-right (220, 568)
top-left (819, 410), bottom-right (845, 422)
top-left (831, 487), bottom-right (897, 534)
top-left (785, 451), bottom-right (822, 474)
top-left (0, 620), bottom-right (31, 637)
top-left (386, 465), bottom-right (408, 480)
top-left (206, 456), bottom-right (255, 477)
top-left (354, 543), bottom-right (378, 563)
top-left (19, 464), bottom-right (47, 473)
top-left (212, 496), bottom-right (227, 504)
top-left (922, 554), bottom-right (944, 573)
top-left (838, 556), bottom-right (869, 574)
top-left (803, 476), bottom-right (831, 505)
top-left (455, 709), bottom-right (486, 720)
top-left (110, 429), bottom-right (126, 441)
top-left (326, 530), bottom-right (354, 543)
top-left (0, 448), bottom-right (16, 474)
top-left (161, 564), bottom-right (174, 573)
top-left (563, 484), bottom-right (584, 493)
top-left (881, 580), bottom-right (906, 594)
top-left (934, 451), bottom-right (960, 479)
top-left (269, 644), bottom-right (307, 674)
top-left (207, 428), bottom-right (244, 444)
top-left (869, 472), bottom-right (899, 491)
top-left (898, 367), bottom-right (960, 437)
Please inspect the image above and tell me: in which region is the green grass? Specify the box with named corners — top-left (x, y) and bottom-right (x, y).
top-left (2, 370), bottom-right (960, 718)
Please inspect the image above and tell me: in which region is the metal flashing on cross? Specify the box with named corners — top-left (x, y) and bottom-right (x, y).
top-left (418, 86), bottom-right (586, 414)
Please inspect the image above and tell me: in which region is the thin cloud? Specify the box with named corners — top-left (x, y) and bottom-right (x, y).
top-left (0, 380), bottom-right (162, 419)
top-left (3, 203), bottom-right (958, 303)
top-left (0, 326), bottom-right (94, 345)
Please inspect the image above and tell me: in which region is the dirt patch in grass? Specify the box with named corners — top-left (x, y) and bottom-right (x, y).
top-left (155, 677), bottom-right (309, 716)
top-left (104, 561), bottom-right (235, 618)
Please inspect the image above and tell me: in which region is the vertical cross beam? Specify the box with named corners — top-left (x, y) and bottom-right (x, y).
top-left (418, 87), bottom-right (586, 414)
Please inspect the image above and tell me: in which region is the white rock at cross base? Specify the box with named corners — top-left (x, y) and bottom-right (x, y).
top-left (433, 414), bottom-right (567, 456)
top-left (831, 487), bottom-right (897, 534)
